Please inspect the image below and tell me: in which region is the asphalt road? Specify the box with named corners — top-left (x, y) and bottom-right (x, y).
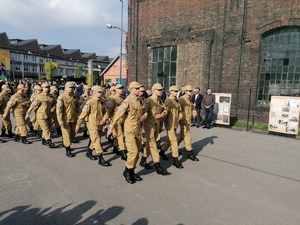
top-left (0, 124), bottom-right (300, 225)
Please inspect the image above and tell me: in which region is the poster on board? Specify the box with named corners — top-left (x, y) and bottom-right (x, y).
top-left (213, 93), bottom-right (231, 125)
top-left (269, 96), bottom-right (300, 135)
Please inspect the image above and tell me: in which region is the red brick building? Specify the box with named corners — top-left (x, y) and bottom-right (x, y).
top-left (127, 0), bottom-right (300, 121)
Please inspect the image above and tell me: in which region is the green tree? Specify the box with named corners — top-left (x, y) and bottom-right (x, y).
top-left (75, 66), bottom-right (81, 78)
top-left (44, 62), bottom-right (59, 81)
top-left (86, 73), bottom-right (92, 85)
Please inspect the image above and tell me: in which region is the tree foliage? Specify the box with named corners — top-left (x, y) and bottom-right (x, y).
top-left (86, 73), bottom-right (92, 85)
top-left (75, 66), bottom-right (81, 78)
top-left (44, 62), bottom-right (59, 81)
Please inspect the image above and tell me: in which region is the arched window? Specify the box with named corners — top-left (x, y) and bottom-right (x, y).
top-left (258, 26), bottom-right (300, 105)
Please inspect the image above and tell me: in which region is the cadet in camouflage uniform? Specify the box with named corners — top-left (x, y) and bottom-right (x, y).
top-left (177, 85), bottom-right (199, 161)
top-left (26, 83), bottom-right (56, 148)
top-left (76, 86), bottom-right (110, 166)
top-left (140, 83), bottom-right (169, 175)
top-left (107, 81), bottom-right (146, 184)
top-left (159, 86), bottom-right (184, 168)
top-left (79, 85), bottom-right (91, 137)
top-left (0, 84), bottom-right (14, 138)
top-left (104, 84), bottom-right (127, 160)
top-left (30, 85), bottom-right (43, 137)
top-left (50, 86), bottom-right (61, 135)
top-left (3, 84), bottom-right (31, 144)
top-left (56, 82), bottom-right (81, 157)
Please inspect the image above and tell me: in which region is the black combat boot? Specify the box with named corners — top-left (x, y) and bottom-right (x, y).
top-left (56, 127), bottom-right (62, 135)
top-left (187, 150), bottom-right (199, 161)
top-left (21, 136), bottom-right (32, 144)
top-left (65, 147), bottom-right (75, 157)
top-left (123, 167), bottom-right (136, 184)
top-left (133, 170), bottom-right (143, 181)
top-left (1, 130), bottom-right (6, 137)
top-left (8, 130), bottom-right (14, 138)
top-left (33, 130), bottom-right (41, 138)
top-left (29, 126), bottom-right (34, 133)
top-left (46, 140), bottom-right (55, 148)
top-left (154, 163), bottom-right (170, 175)
top-left (42, 138), bottom-right (48, 146)
top-left (159, 150), bottom-right (168, 161)
top-left (112, 146), bottom-right (120, 155)
top-left (156, 141), bottom-right (162, 149)
top-left (14, 134), bottom-right (21, 142)
top-left (83, 130), bottom-right (89, 137)
top-left (120, 150), bottom-right (127, 161)
top-left (173, 157), bottom-right (184, 169)
top-left (86, 149), bottom-right (98, 160)
top-left (0, 138), bottom-right (7, 143)
top-left (98, 154), bottom-right (111, 166)
top-left (139, 156), bottom-right (152, 169)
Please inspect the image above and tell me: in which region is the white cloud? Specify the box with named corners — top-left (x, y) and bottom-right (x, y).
top-left (0, 0), bottom-right (128, 57)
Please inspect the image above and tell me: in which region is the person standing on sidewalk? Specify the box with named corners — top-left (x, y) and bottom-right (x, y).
top-left (191, 87), bottom-right (203, 128)
top-left (201, 88), bottom-right (215, 129)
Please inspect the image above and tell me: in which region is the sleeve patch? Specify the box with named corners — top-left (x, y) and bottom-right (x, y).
top-left (83, 104), bottom-right (88, 111)
top-left (56, 102), bottom-right (63, 107)
top-left (32, 101), bottom-right (38, 106)
top-left (7, 101), bottom-right (13, 105)
top-left (118, 104), bottom-right (125, 111)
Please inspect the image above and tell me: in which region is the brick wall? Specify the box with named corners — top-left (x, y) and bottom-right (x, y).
top-left (127, 0), bottom-right (300, 122)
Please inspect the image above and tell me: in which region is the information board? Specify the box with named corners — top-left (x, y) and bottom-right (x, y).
top-left (269, 96), bottom-right (300, 135)
top-left (213, 93), bottom-right (231, 125)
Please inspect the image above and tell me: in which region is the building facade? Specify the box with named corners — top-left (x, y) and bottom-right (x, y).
top-left (127, 0), bottom-right (300, 121)
top-left (0, 32), bottom-right (110, 81)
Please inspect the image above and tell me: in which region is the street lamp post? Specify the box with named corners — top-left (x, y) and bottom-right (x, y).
top-left (106, 0), bottom-right (126, 85)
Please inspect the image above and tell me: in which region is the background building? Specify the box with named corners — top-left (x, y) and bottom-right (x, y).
top-left (0, 32), bottom-right (111, 82)
top-left (127, 0), bottom-right (300, 122)
top-left (101, 54), bottom-right (127, 86)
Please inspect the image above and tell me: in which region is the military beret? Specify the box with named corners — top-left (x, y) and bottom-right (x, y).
top-left (115, 84), bottom-right (124, 89)
top-left (65, 82), bottom-right (75, 87)
top-left (50, 86), bottom-right (58, 91)
top-left (41, 82), bottom-right (50, 88)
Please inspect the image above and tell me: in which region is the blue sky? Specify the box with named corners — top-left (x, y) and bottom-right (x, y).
top-left (0, 0), bottom-right (128, 58)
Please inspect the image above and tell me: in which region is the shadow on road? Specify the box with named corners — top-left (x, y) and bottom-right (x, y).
top-left (0, 200), bottom-right (149, 225)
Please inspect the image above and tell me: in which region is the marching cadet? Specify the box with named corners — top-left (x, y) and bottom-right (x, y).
top-left (139, 83), bottom-right (169, 175)
top-left (138, 86), bottom-right (146, 152)
top-left (177, 85), bottom-right (199, 161)
top-left (30, 85), bottom-right (43, 137)
top-left (25, 83), bottom-right (56, 148)
top-left (79, 85), bottom-right (91, 137)
top-left (56, 82), bottom-right (81, 157)
top-left (0, 84), bottom-right (14, 139)
top-left (50, 86), bottom-right (61, 135)
top-left (159, 86), bottom-right (184, 168)
top-left (3, 84), bottom-right (32, 144)
top-left (75, 86), bottom-right (111, 166)
top-left (104, 84), bottom-right (127, 159)
top-left (107, 81), bottom-right (145, 184)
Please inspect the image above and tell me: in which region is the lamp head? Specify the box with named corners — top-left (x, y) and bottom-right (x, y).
top-left (106, 24), bottom-right (113, 29)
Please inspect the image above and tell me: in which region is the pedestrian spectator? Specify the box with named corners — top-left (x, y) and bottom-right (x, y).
top-left (191, 87), bottom-right (203, 128)
top-left (177, 85), bottom-right (185, 98)
top-left (201, 88), bottom-right (215, 129)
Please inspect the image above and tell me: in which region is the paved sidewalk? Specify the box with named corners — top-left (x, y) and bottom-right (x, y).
top-left (0, 125), bottom-right (299, 225)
